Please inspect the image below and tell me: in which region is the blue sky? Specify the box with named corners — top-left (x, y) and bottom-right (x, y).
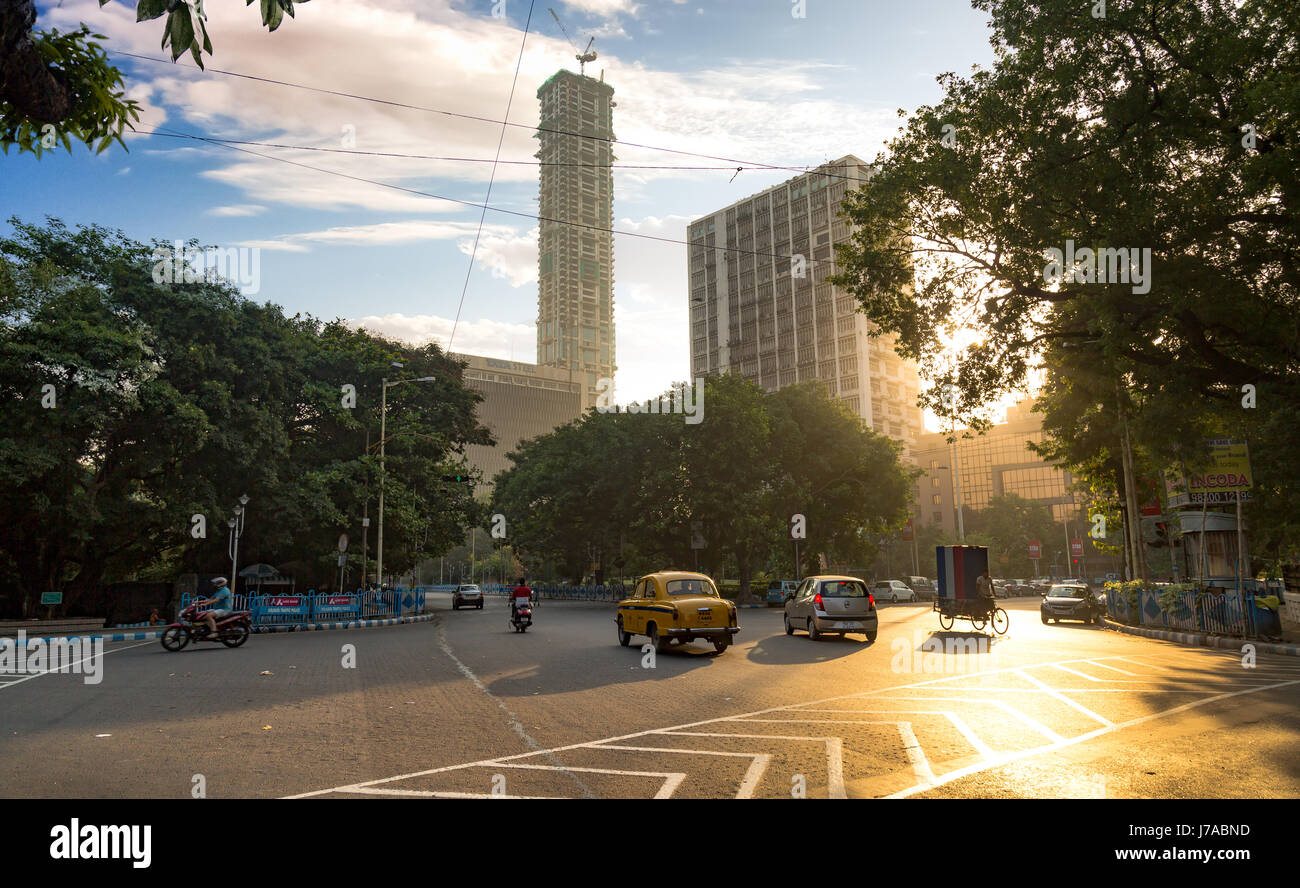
top-left (5, 0), bottom-right (997, 410)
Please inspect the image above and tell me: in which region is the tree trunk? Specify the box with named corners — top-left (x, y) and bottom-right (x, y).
top-left (0, 0), bottom-right (71, 122)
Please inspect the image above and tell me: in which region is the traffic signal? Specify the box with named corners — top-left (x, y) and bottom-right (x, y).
top-left (441, 474), bottom-right (472, 483)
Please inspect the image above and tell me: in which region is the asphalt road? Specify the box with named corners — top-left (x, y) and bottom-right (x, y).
top-left (3, 595), bottom-right (1298, 798)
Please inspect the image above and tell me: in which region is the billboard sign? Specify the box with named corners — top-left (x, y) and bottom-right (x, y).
top-left (1028, 540), bottom-right (1041, 560)
top-left (1166, 440), bottom-right (1252, 508)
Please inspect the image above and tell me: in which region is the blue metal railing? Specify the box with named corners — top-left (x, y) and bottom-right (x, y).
top-left (180, 587), bottom-right (429, 629)
top-left (1105, 580), bottom-right (1285, 638)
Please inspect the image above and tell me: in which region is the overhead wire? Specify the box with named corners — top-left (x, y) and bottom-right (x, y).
top-left (448, 0), bottom-right (536, 351)
top-left (108, 49), bottom-right (871, 183)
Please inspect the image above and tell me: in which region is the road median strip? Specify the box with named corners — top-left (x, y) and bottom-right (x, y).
top-left (1106, 619), bottom-right (1300, 657)
top-left (4, 612), bottom-right (438, 646)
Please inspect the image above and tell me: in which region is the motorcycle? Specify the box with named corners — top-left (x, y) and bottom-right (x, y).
top-left (509, 598), bottom-right (533, 633)
top-left (160, 604), bottom-right (252, 651)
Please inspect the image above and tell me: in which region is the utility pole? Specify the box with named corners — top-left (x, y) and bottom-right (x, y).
top-left (1116, 380), bottom-right (1147, 583)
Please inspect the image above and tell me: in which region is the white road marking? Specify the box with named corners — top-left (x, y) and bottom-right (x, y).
top-left (597, 746), bottom-right (771, 799)
top-left (664, 732), bottom-right (846, 799)
top-left (1015, 669), bottom-right (1113, 726)
top-left (1049, 663), bottom-right (1107, 682)
top-left (1086, 660), bottom-right (1140, 675)
top-left (818, 697), bottom-right (1067, 744)
top-left (753, 712), bottom-right (996, 762)
top-left (0, 639), bottom-right (153, 690)
top-left (434, 622), bottom-right (595, 799)
top-left (287, 651), bottom-right (1289, 799)
top-left (886, 677), bottom-right (1300, 799)
top-left (485, 762), bottom-right (689, 799)
top-left (898, 722), bottom-right (936, 786)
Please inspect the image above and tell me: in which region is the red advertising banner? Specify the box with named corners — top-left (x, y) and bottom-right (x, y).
top-left (1070, 538), bottom-right (1084, 558)
top-left (1028, 540), bottom-right (1041, 560)
top-left (901, 519), bottom-right (914, 542)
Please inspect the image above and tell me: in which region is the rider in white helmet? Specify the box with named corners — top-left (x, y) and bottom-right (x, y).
top-left (197, 577), bottom-right (233, 637)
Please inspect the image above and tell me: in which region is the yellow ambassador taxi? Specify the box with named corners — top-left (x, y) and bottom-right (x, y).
top-left (615, 571), bottom-right (739, 654)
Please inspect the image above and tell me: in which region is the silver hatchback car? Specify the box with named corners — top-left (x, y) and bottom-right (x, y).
top-left (784, 576), bottom-right (878, 642)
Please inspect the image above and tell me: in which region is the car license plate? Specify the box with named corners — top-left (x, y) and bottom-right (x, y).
top-left (833, 621), bottom-right (860, 628)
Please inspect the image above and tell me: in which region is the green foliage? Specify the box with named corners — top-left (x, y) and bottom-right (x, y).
top-left (960, 493), bottom-right (1055, 577)
top-left (1, 1), bottom-right (309, 157)
top-left (829, 0), bottom-right (1300, 566)
top-left (0, 218), bottom-right (488, 614)
top-left (490, 375), bottom-right (915, 596)
top-left (0, 25), bottom-right (140, 157)
top-left (102, 0), bottom-right (307, 68)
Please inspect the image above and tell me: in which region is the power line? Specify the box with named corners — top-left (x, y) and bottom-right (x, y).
top-left (130, 129), bottom-right (790, 173)
top-left (109, 49), bottom-right (870, 183)
top-left (449, 0), bottom-right (536, 352)
top-left (151, 124), bottom-right (850, 271)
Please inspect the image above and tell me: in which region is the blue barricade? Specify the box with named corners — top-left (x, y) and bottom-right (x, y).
top-left (312, 593), bottom-right (361, 621)
top-left (253, 594), bottom-right (312, 627)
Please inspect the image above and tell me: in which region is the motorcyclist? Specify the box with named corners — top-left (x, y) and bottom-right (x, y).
top-left (510, 577), bottom-right (532, 619)
top-left (196, 577), bottom-right (233, 637)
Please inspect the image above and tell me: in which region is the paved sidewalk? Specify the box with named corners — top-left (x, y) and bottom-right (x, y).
top-left (1106, 619), bottom-right (1300, 657)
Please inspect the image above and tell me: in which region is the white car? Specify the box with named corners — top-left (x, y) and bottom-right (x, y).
top-left (452, 584), bottom-right (483, 610)
top-left (873, 579), bottom-right (916, 602)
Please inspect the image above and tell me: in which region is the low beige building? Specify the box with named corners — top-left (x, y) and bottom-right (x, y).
top-left (453, 354), bottom-right (585, 491)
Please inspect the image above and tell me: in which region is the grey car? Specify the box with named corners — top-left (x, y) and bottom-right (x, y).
top-left (784, 575), bottom-right (879, 641)
top-left (1040, 583), bottom-right (1105, 624)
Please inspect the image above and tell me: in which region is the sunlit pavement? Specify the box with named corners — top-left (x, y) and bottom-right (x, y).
top-left (2, 596), bottom-right (1297, 798)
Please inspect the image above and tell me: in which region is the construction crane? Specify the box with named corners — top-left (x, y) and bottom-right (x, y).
top-left (548, 7), bottom-right (597, 75)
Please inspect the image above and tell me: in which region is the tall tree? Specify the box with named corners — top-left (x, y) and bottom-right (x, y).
top-left (831, 0), bottom-right (1300, 567)
top-left (0, 217), bottom-right (487, 615)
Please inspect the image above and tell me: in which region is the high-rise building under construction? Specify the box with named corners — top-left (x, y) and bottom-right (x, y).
top-left (535, 69), bottom-right (616, 409)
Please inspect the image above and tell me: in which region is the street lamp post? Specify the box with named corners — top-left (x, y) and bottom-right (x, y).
top-left (228, 493), bottom-right (249, 596)
top-left (361, 515), bottom-right (370, 590)
top-left (376, 365), bottom-right (438, 590)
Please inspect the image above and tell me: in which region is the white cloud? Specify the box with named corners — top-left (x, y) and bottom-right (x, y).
top-left (457, 226), bottom-right (539, 287)
top-left (560, 0), bottom-right (641, 18)
top-left (609, 214), bottom-right (693, 402)
top-left (48, 1), bottom-right (896, 217)
top-left (206, 204), bottom-right (266, 217)
top-left (348, 313), bottom-right (535, 360)
top-left (230, 219), bottom-right (523, 254)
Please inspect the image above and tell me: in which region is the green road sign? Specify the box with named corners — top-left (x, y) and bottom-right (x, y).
top-left (41, 591), bottom-right (62, 605)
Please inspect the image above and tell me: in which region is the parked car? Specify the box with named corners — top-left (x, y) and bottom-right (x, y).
top-left (906, 576), bottom-right (937, 600)
top-left (785, 576), bottom-right (878, 642)
top-left (766, 579), bottom-right (799, 607)
top-left (873, 579), bottom-right (917, 603)
top-left (1040, 583), bottom-right (1106, 625)
top-left (452, 584), bottom-right (483, 610)
top-left (615, 571), bottom-right (739, 654)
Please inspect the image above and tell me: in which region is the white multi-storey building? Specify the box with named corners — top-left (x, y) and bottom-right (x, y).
top-left (687, 155), bottom-right (925, 458)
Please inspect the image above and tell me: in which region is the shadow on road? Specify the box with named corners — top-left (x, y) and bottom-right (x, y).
top-left (744, 632), bottom-right (872, 667)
